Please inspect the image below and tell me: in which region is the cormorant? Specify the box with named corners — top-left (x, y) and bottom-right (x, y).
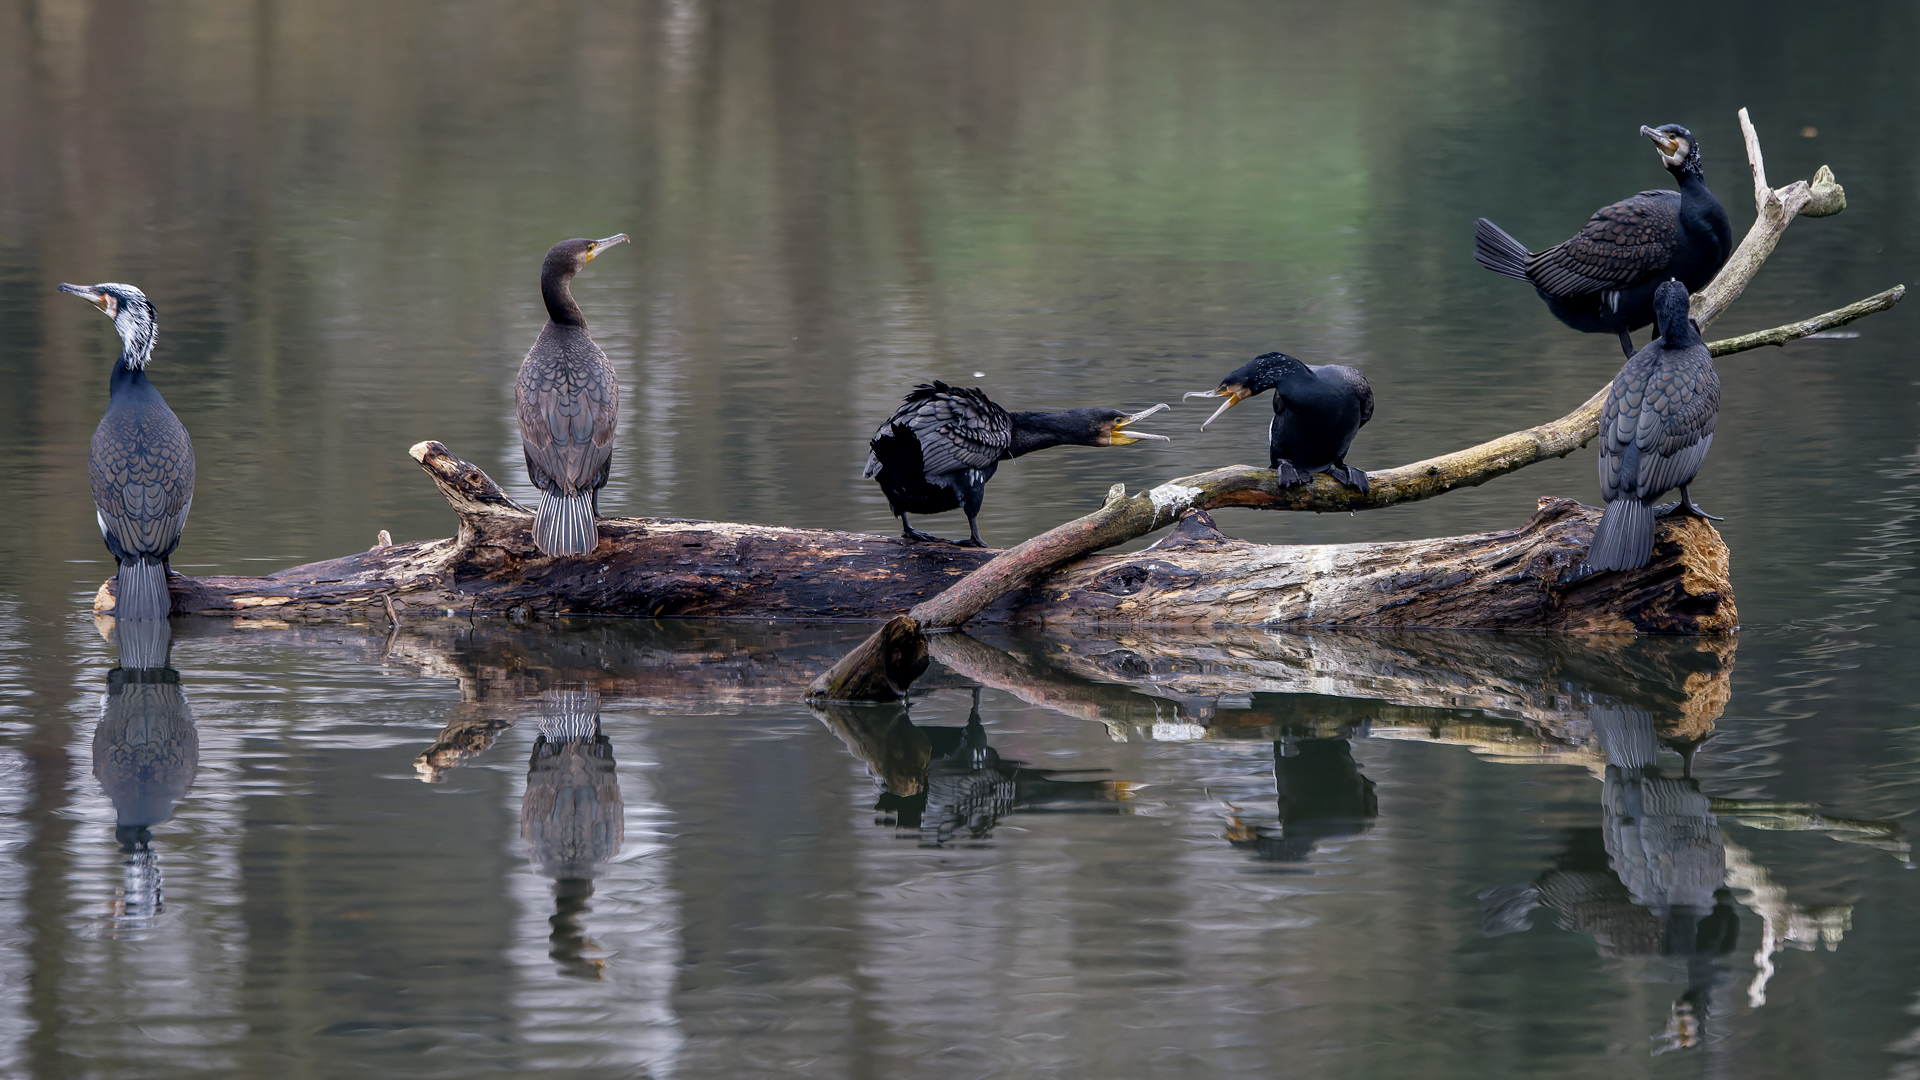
top-left (863, 382), bottom-right (1169, 547)
top-left (1587, 280), bottom-right (1719, 572)
top-left (521, 690), bottom-right (622, 979)
top-left (515, 234), bottom-right (629, 557)
top-left (1186, 351), bottom-right (1373, 491)
top-left (61, 283), bottom-right (195, 621)
top-left (1475, 124), bottom-right (1734, 357)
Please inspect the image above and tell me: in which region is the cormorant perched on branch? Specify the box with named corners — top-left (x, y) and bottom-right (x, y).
top-left (1186, 351), bottom-right (1373, 491)
top-left (1588, 280), bottom-right (1720, 572)
top-left (515, 234), bottom-right (629, 557)
top-left (864, 382), bottom-right (1169, 547)
top-left (61, 283), bottom-right (194, 621)
top-left (1475, 124), bottom-right (1733, 357)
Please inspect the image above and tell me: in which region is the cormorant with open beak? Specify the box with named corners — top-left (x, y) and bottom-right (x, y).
top-left (864, 381), bottom-right (1169, 547)
top-left (1475, 123), bottom-right (1733, 357)
top-left (61, 282), bottom-right (194, 621)
top-left (515, 234), bottom-right (630, 557)
top-left (1186, 351), bottom-right (1373, 492)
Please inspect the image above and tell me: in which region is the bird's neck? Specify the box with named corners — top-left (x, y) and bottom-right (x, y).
top-left (541, 269), bottom-right (587, 327)
top-left (1007, 412), bottom-right (1092, 457)
top-left (111, 329), bottom-right (156, 388)
top-left (1673, 163), bottom-right (1711, 199)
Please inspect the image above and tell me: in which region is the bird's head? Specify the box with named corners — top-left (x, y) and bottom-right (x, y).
top-left (1641, 124), bottom-right (1700, 174)
top-left (1652, 279), bottom-right (1699, 343)
top-left (58, 282), bottom-right (157, 367)
top-left (1183, 352), bottom-right (1305, 429)
top-left (1095, 402), bottom-right (1172, 445)
top-left (543, 233), bottom-right (630, 278)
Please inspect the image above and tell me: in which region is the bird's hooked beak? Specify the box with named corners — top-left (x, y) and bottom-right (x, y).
top-left (583, 233), bottom-right (630, 262)
top-left (1641, 126), bottom-right (1688, 168)
top-left (1184, 383), bottom-right (1251, 430)
top-left (58, 282), bottom-right (115, 316)
top-left (1106, 402), bottom-right (1171, 445)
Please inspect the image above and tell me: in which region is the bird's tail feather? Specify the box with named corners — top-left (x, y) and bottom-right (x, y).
top-left (1473, 218), bottom-right (1534, 282)
top-left (114, 557), bottom-right (171, 621)
top-left (534, 491), bottom-right (599, 557)
top-left (1587, 498), bottom-right (1655, 572)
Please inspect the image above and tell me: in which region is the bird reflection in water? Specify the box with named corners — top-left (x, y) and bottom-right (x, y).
top-left (1227, 733), bottom-right (1379, 863)
top-left (92, 619), bottom-right (196, 931)
top-left (521, 690), bottom-right (623, 979)
top-left (817, 689), bottom-right (1132, 847)
top-left (1482, 705), bottom-right (1741, 1053)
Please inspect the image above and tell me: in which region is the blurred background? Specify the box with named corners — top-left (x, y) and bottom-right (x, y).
top-left (1, 2), bottom-right (1918, 1077)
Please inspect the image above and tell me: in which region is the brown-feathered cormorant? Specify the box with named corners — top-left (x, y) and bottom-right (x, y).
top-left (515, 234), bottom-right (629, 557)
top-left (61, 283), bottom-right (194, 621)
top-left (863, 382), bottom-right (1169, 547)
top-left (1587, 280), bottom-right (1720, 572)
top-left (1475, 124), bottom-right (1734, 357)
top-left (1186, 351), bottom-right (1373, 491)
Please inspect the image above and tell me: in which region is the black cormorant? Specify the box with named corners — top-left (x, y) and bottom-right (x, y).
top-left (1587, 280), bottom-right (1719, 572)
top-left (61, 282), bottom-right (195, 621)
top-left (1186, 351), bottom-right (1373, 491)
top-left (515, 234), bottom-right (629, 557)
top-left (1475, 124), bottom-right (1734, 357)
top-left (863, 382), bottom-right (1169, 546)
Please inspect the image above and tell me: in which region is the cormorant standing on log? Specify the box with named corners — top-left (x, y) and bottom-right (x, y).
top-left (1475, 124), bottom-right (1733, 357)
top-left (61, 283), bottom-right (194, 621)
top-left (864, 382), bottom-right (1169, 547)
top-left (1588, 280), bottom-right (1720, 572)
top-left (1187, 351), bottom-right (1373, 492)
top-left (515, 234), bottom-right (629, 557)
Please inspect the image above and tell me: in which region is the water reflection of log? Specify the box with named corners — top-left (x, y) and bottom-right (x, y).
top-left (813, 691), bottom-right (1132, 847)
top-left (92, 620), bottom-right (197, 928)
top-left (521, 691), bottom-right (623, 979)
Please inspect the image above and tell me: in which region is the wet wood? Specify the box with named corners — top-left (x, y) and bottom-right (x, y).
top-left (1007, 501), bottom-right (1737, 635)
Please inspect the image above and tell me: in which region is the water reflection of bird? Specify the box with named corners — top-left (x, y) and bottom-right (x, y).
top-left (92, 620), bottom-right (197, 926)
top-left (1186, 352), bottom-right (1373, 492)
top-left (515, 235), bottom-right (629, 557)
top-left (1227, 737), bottom-right (1378, 862)
top-left (1588, 280), bottom-right (1720, 572)
top-left (821, 690), bottom-right (1130, 844)
top-left (61, 282), bottom-right (195, 621)
top-left (1475, 124), bottom-right (1733, 357)
top-left (1481, 705), bottom-right (1736, 1052)
top-left (864, 382), bottom-right (1168, 546)
top-left (521, 690), bottom-right (623, 978)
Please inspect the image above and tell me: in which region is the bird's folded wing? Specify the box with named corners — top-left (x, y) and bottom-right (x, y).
top-left (1530, 192), bottom-right (1682, 297)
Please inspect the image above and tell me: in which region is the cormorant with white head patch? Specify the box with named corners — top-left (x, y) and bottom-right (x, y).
top-left (1475, 124), bottom-right (1733, 357)
top-left (61, 282), bottom-right (194, 621)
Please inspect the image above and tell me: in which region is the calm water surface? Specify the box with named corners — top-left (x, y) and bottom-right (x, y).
top-left (1, 1), bottom-right (1918, 1077)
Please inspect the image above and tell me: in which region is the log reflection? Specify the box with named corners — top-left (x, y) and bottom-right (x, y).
top-left (521, 691), bottom-right (623, 980)
top-left (813, 690), bottom-right (1133, 847)
top-left (92, 620), bottom-right (197, 931)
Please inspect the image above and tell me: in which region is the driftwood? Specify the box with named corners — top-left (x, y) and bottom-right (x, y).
top-left (806, 110), bottom-right (1903, 699)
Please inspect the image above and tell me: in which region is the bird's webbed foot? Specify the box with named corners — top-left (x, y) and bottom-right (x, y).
top-left (1657, 488), bottom-right (1723, 522)
top-left (899, 522), bottom-right (949, 544)
top-left (953, 537), bottom-right (988, 548)
top-left (1329, 462), bottom-right (1370, 494)
top-left (1274, 461), bottom-right (1310, 488)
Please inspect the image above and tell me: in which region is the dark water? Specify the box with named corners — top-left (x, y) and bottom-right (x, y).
top-left (1, 1), bottom-right (1918, 1076)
